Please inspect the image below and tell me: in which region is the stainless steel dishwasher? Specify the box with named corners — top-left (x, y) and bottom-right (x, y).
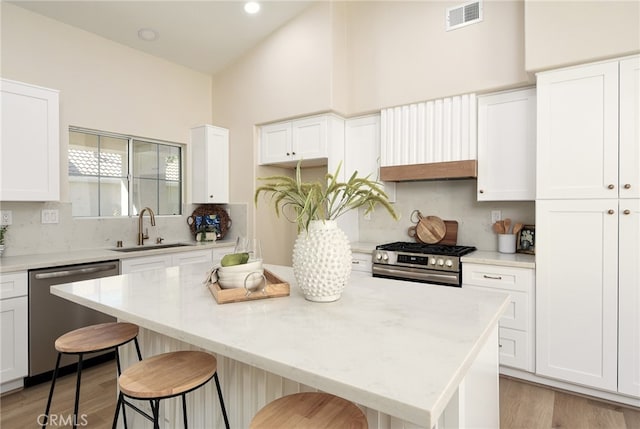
top-left (27, 260), bottom-right (120, 385)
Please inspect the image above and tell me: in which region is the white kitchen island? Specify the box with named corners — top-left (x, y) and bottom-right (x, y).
top-left (51, 263), bottom-right (509, 429)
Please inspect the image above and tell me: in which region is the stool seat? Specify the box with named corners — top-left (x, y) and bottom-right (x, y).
top-left (119, 351), bottom-right (217, 399)
top-left (55, 322), bottom-right (139, 353)
top-left (250, 392), bottom-right (368, 429)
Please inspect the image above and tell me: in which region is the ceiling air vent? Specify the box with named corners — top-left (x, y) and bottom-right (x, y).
top-left (446, 0), bottom-right (483, 31)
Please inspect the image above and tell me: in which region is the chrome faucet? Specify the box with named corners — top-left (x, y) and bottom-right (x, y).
top-left (137, 207), bottom-right (156, 245)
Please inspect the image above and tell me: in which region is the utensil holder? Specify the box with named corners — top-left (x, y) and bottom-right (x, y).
top-left (498, 234), bottom-right (516, 254)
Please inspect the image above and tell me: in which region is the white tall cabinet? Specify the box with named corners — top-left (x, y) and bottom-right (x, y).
top-left (0, 79), bottom-right (59, 201)
top-left (190, 125), bottom-right (229, 204)
top-left (536, 55), bottom-right (640, 399)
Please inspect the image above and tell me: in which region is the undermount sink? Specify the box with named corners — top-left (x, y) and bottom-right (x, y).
top-left (111, 243), bottom-right (195, 253)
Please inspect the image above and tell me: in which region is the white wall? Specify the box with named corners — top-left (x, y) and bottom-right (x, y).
top-left (524, 0), bottom-right (640, 72)
top-left (0, 3), bottom-right (218, 254)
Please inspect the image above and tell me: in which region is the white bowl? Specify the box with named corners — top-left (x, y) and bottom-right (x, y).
top-left (218, 259), bottom-right (262, 274)
top-left (218, 270), bottom-right (265, 289)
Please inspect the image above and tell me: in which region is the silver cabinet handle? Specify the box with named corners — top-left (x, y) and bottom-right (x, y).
top-left (483, 274), bottom-right (502, 280)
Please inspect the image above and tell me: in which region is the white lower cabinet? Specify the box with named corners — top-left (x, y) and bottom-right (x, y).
top-left (120, 248), bottom-right (219, 274)
top-left (351, 252), bottom-right (372, 276)
top-left (212, 245), bottom-right (235, 266)
top-left (463, 263), bottom-right (535, 372)
top-left (0, 272), bottom-right (28, 393)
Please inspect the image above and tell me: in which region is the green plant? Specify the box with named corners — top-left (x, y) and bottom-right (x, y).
top-left (0, 225), bottom-right (8, 245)
top-left (255, 161), bottom-right (398, 232)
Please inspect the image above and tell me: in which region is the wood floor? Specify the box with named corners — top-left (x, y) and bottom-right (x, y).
top-left (1, 361), bottom-right (639, 428)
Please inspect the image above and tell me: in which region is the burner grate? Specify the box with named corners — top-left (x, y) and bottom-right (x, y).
top-left (376, 241), bottom-right (476, 257)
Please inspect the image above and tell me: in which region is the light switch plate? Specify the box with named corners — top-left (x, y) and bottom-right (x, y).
top-left (491, 210), bottom-right (502, 224)
top-left (0, 210), bottom-right (12, 225)
top-left (41, 209), bottom-right (59, 224)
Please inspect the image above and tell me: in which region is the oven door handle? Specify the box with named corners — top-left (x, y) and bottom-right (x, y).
top-left (372, 265), bottom-right (460, 284)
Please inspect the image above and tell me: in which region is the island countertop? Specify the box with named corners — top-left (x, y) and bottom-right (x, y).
top-left (51, 263), bottom-right (509, 428)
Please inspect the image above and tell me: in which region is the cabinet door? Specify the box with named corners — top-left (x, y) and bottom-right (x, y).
top-left (536, 200), bottom-right (618, 391)
top-left (171, 249), bottom-right (213, 266)
top-left (537, 61), bottom-right (619, 199)
top-left (212, 245), bottom-right (235, 265)
top-left (0, 271), bottom-right (28, 300)
top-left (0, 79), bottom-right (59, 201)
top-left (619, 57), bottom-right (640, 199)
top-left (120, 255), bottom-right (171, 273)
top-left (259, 122), bottom-right (292, 165)
top-left (619, 199), bottom-right (640, 398)
top-left (190, 125), bottom-right (229, 204)
top-left (0, 296), bottom-right (28, 383)
top-left (351, 252), bottom-right (372, 275)
top-left (291, 116), bottom-right (327, 161)
top-left (477, 88), bottom-right (536, 201)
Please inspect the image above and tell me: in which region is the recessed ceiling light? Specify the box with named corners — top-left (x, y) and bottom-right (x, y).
top-left (137, 28), bottom-right (159, 42)
top-left (244, 2), bottom-right (260, 14)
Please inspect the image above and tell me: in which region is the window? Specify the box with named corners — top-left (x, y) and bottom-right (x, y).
top-left (68, 128), bottom-right (182, 217)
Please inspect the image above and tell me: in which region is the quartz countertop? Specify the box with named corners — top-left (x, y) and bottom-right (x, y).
top-left (461, 250), bottom-right (535, 268)
top-left (0, 240), bottom-right (235, 272)
top-left (51, 263), bottom-right (509, 427)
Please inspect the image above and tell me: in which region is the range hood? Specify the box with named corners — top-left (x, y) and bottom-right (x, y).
top-left (380, 160), bottom-right (477, 182)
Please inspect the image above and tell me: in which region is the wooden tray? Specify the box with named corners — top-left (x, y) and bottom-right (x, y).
top-left (208, 269), bottom-right (290, 304)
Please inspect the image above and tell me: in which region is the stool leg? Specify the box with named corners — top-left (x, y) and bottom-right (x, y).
top-left (213, 372), bottom-right (230, 429)
top-left (151, 399), bottom-right (161, 429)
top-left (112, 392), bottom-right (123, 429)
top-left (42, 353), bottom-right (62, 429)
top-left (182, 394), bottom-right (188, 428)
top-left (73, 354), bottom-right (84, 428)
top-left (133, 337), bottom-right (143, 361)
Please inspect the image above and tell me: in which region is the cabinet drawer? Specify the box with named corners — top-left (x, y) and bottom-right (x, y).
top-left (464, 285), bottom-right (529, 331)
top-left (351, 252), bottom-right (372, 274)
top-left (462, 263), bottom-right (533, 292)
top-left (172, 250), bottom-right (212, 266)
top-left (0, 272), bottom-right (28, 300)
top-left (499, 327), bottom-right (532, 372)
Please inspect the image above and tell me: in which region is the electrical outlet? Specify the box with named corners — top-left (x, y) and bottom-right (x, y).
top-left (491, 210), bottom-right (502, 224)
top-left (0, 210), bottom-right (12, 225)
top-left (41, 209), bottom-right (59, 224)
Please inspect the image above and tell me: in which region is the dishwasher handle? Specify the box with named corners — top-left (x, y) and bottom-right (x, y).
top-left (34, 264), bottom-right (119, 280)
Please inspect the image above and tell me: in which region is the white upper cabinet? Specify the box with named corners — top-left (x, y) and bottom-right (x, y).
top-left (0, 79), bottom-right (59, 201)
top-left (259, 114), bottom-right (342, 167)
top-left (190, 125), bottom-right (229, 204)
top-left (619, 57), bottom-right (640, 199)
top-left (477, 88), bottom-right (536, 201)
top-left (537, 58), bottom-right (630, 199)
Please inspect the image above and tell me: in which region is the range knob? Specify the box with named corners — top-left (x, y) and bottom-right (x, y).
top-left (445, 259), bottom-right (453, 267)
top-left (382, 253), bottom-right (389, 261)
top-left (375, 252), bottom-right (383, 261)
top-left (430, 257), bottom-right (437, 265)
top-left (437, 258), bottom-right (445, 266)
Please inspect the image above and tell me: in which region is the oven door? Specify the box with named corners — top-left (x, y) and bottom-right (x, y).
top-left (372, 264), bottom-right (461, 287)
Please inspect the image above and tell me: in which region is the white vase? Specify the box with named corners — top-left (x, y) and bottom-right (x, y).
top-left (292, 220), bottom-right (352, 302)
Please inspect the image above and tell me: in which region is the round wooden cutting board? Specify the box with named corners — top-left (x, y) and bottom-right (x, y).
top-left (416, 215), bottom-right (446, 244)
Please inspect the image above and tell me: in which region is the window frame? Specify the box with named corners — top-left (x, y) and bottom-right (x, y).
top-left (68, 126), bottom-right (184, 218)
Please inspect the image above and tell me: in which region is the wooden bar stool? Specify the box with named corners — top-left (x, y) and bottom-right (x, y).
top-left (250, 392), bottom-right (368, 429)
top-left (42, 322), bottom-right (141, 429)
top-left (112, 350), bottom-right (230, 429)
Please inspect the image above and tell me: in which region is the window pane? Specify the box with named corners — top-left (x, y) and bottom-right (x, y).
top-left (159, 180), bottom-right (181, 215)
top-left (132, 178), bottom-right (158, 215)
top-left (69, 177), bottom-right (99, 217)
top-left (159, 144), bottom-right (181, 181)
top-left (133, 140), bottom-right (158, 179)
top-left (100, 177), bottom-right (129, 216)
top-left (68, 131), bottom-right (99, 177)
top-left (99, 136), bottom-right (128, 177)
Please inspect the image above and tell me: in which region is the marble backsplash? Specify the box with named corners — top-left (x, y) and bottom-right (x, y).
top-left (357, 179), bottom-right (535, 252)
top-left (0, 201), bottom-right (247, 257)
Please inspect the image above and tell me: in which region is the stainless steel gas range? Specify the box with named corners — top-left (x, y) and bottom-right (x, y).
top-left (372, 242), bottom-right (476, 287)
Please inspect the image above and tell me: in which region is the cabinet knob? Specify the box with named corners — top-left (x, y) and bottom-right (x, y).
top-left (608, 209), bottom-right (615, 215)
top-left (479, 189), bottom-right (484, 194)
top-left (209, 195), bottom-right (214, 199)
top-left (624, 184), bottom-right (631, 189)
top-left (286, 152), bottom-right (290, 156)
top-left (608, 184), bottom-right (615, 190)
top-left (291, 151), bottom-right (296, 155)
top-left (623, 209), bottom-right (631, 215)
